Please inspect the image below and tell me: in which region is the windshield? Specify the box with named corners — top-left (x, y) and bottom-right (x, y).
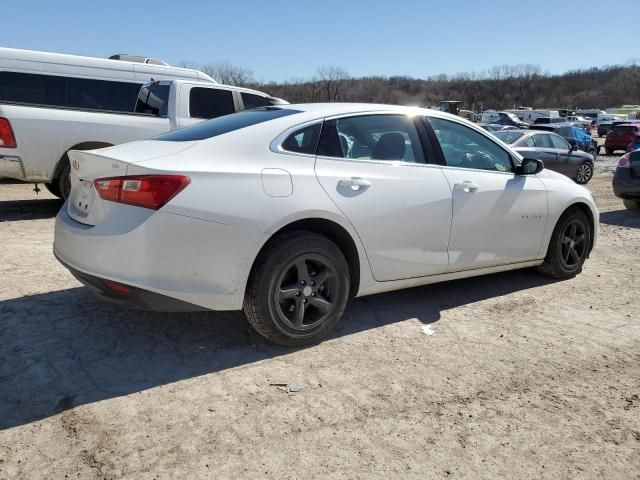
top-left (505, 113), bottom-right (521, 122)
top-left (493, 131), bottom-right (525, 144)
top-left (154, 107), bottom-right (300, 142)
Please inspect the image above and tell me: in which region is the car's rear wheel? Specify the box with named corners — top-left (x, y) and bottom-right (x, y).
top-left (605, 148), bottom-right (614, 155)
top-left (538, 207), bottom-right (591, 279)
top-left (243, 231), bottom-right (350, 346)
top-left (623, 199), bottom-right (640, 211)
top-left (44, 182), bottom-right (63, 199)
top-left (58, 161), bottom-right (71, 200)
top-left (575, 162), bottom-right (593, 184)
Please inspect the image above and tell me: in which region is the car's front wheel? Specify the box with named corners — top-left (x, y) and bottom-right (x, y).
top-left (243, 231), bottom-right (350, 346)
top-left (575, 162), bottom-right (593, 184)
top-left (623, 199), bottom-right (640, 211)
top-left (538, 207), bottom-right (591, 279)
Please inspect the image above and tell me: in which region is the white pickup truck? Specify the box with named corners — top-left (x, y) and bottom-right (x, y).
top-left (0, 79), bottom-right (285, 198)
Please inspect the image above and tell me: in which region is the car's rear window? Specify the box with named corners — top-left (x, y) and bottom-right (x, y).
top-left (493, 131), bottom-right (525, 144)
top-left (154, 107), bottom-right (300, 142)
top-left (612, 126), bottom-right (638, 134)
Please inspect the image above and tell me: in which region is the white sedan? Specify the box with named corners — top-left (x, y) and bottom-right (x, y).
top-left (54, 104), bottom-right (599, 346)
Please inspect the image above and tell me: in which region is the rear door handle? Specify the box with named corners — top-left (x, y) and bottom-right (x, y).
top-left (338, 177), bottom-right (371, 191)
top-left (453, 181), bottom-right (479, 193)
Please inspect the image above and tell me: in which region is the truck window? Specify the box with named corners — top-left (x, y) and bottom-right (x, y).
top-left (189, 87), bottom-right (235, 119)
top-left (241, 92), bottom-right (272, 109)
top-left (135, 83), bottom-right (170, 116)
top-left (0, 71), bottom-right (139, 112)
top-left (0, 71), bottom-right (66, 107)
top-left (67, 78), bottom-right (138, 112)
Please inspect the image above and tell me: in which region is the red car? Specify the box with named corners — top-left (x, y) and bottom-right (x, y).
top-left (604, 123), bottom-right (640, 155)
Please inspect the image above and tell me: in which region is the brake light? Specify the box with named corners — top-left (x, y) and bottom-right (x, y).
top-left (0, 118), bottom-right (16, 148)
top-left (93, 175), bottom-right (190, 210)
top-left (618, 154), bottom-right (630, 167)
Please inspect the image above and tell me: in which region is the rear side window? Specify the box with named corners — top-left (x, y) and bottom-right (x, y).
top-left (0, 72), bottom-right (66, 107)
top-left (155, 107), bottom-right (300, 142)
top-left (135, 83), bottom-right (170, 116)
top-left (317, 114), bottom-right (424, 163)
top-left (241, 92), bottom-right (272, 109)
top-left (0, 71), bottom-right (138, 112)
top-left (189, 87), bottom-right (235, 119)
top-left (281, 124), bottom-right (321, 154)
top-left (67, 78), bottom-right (138, 112)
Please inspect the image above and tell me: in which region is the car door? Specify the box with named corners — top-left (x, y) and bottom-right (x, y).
top-left (548, 133), bottom-right (575, 175)
top-left (425, 116), bottom-right (548, 272)
top-left (314, 113), bottom-right (453, 281)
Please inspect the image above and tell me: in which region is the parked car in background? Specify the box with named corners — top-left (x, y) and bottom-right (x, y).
top-left (480, 111), bottom-right (529, 128)
top-left (534, 116), bottom-right (575, 126)
top-left (626, 136), bottom-right (640, 152)
top-left (0, 66), bottom-right (285, 197)
top-left (494, 130), bottom-right (595, 184)
top-left (478, 123), bottom-right (519, 132)
top-left (613, 150), bottom-right (640, 211)
top-left (604, 123), bottom-right (640, 155)
top-left (506, 109), bottom-right (560, 124)
top-left (53, 104), bottom-right (598, 346)
top-left (597, 114), bottom-right (627, 137)
top-left (530, 124), bottom-right (597, 155)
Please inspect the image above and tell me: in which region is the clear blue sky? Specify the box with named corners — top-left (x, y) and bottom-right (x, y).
top-left (4, 0), bottom-right (639, 82)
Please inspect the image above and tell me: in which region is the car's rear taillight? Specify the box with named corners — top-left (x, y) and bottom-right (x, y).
top-left (0, 118), bottom-right (16, 148)
top-left (93, 175), bottom-right (190, 210)
top-left (618, 154), bottom-right (630, 168)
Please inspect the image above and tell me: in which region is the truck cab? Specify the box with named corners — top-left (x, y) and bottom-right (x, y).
top-left (136, 80), bottom-right (287, 131)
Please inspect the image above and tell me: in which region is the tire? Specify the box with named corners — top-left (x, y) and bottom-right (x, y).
top-left (575, 162), bottom-right (593, 184)
top-left (57, 160), bottom-right (71, 200)
top-left (243, 231), bottom-right (351, 346)
top-left (605, 148), bottom-right (614, 156)
top-left (44, 182), bottom-right (63, 199)
top-left (623, 199), bottom-right (640, 211)
top-left (538, 207), bottom-right (591, 279)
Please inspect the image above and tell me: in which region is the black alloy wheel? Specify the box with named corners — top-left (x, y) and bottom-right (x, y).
top-left (244, 231), bottom-right (350, 346)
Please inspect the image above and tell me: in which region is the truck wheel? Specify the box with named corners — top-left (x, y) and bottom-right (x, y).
top-left (44, 182), bottom-right (63, 199)
top-left (243, 231), bottom-right (350, 346)
top-left (58, 162), bottom-right (71, 200)
top-left (623, 199), bottom-right (640, 211)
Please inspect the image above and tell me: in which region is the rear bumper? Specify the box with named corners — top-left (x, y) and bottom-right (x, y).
top-left (54, 203), bottom-right (253, 311)
top-left (0, 153), bottom-right (25, 180)
top-left (55, 251), bottom-right (207, 311)
top-left (612, 167), bottom-right (640, 199)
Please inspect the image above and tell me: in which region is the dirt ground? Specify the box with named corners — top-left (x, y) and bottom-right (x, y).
top-left (0, 167), bottom-right (639, 479)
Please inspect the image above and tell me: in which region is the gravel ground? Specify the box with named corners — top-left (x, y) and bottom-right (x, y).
top-left (0, 173), bottom-right (639, 479)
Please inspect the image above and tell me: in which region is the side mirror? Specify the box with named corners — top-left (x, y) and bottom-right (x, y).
top-left (567, 138), bottom-right (578, 152)
top-left (516, 158), bottom-right (544, 175)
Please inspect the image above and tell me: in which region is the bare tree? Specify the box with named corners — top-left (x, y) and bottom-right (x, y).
top-left (316, 66), bottom-right (350, 102)
top-left (199, 62), bottom-right (254, 86)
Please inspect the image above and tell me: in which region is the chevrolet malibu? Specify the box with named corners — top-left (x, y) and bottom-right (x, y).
top-left (54, 104), bottom-right (599, 346)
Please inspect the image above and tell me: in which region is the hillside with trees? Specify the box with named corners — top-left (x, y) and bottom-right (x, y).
top-left (182, 61), bottom-right (640, 111)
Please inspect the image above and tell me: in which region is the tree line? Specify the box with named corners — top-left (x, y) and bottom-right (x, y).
top-left (181, 61), bottom-right (640, 111)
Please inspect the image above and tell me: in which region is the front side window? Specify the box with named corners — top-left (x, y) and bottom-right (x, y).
top-left (281, 123), bottom-right (321, 155)
top-left (317, 114), bottom-right (424, 163)
top-left (549, 134), bottom-right (570, 150)
top-left (189, 87), bottom-right (235, 119)
top-left (427, 117), bottom-right (512, 172)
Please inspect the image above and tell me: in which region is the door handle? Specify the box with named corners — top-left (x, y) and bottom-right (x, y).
top-left (338, 177), bottom-right (371, 191)
top-left (453, 181), bottom-right (479, 193)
